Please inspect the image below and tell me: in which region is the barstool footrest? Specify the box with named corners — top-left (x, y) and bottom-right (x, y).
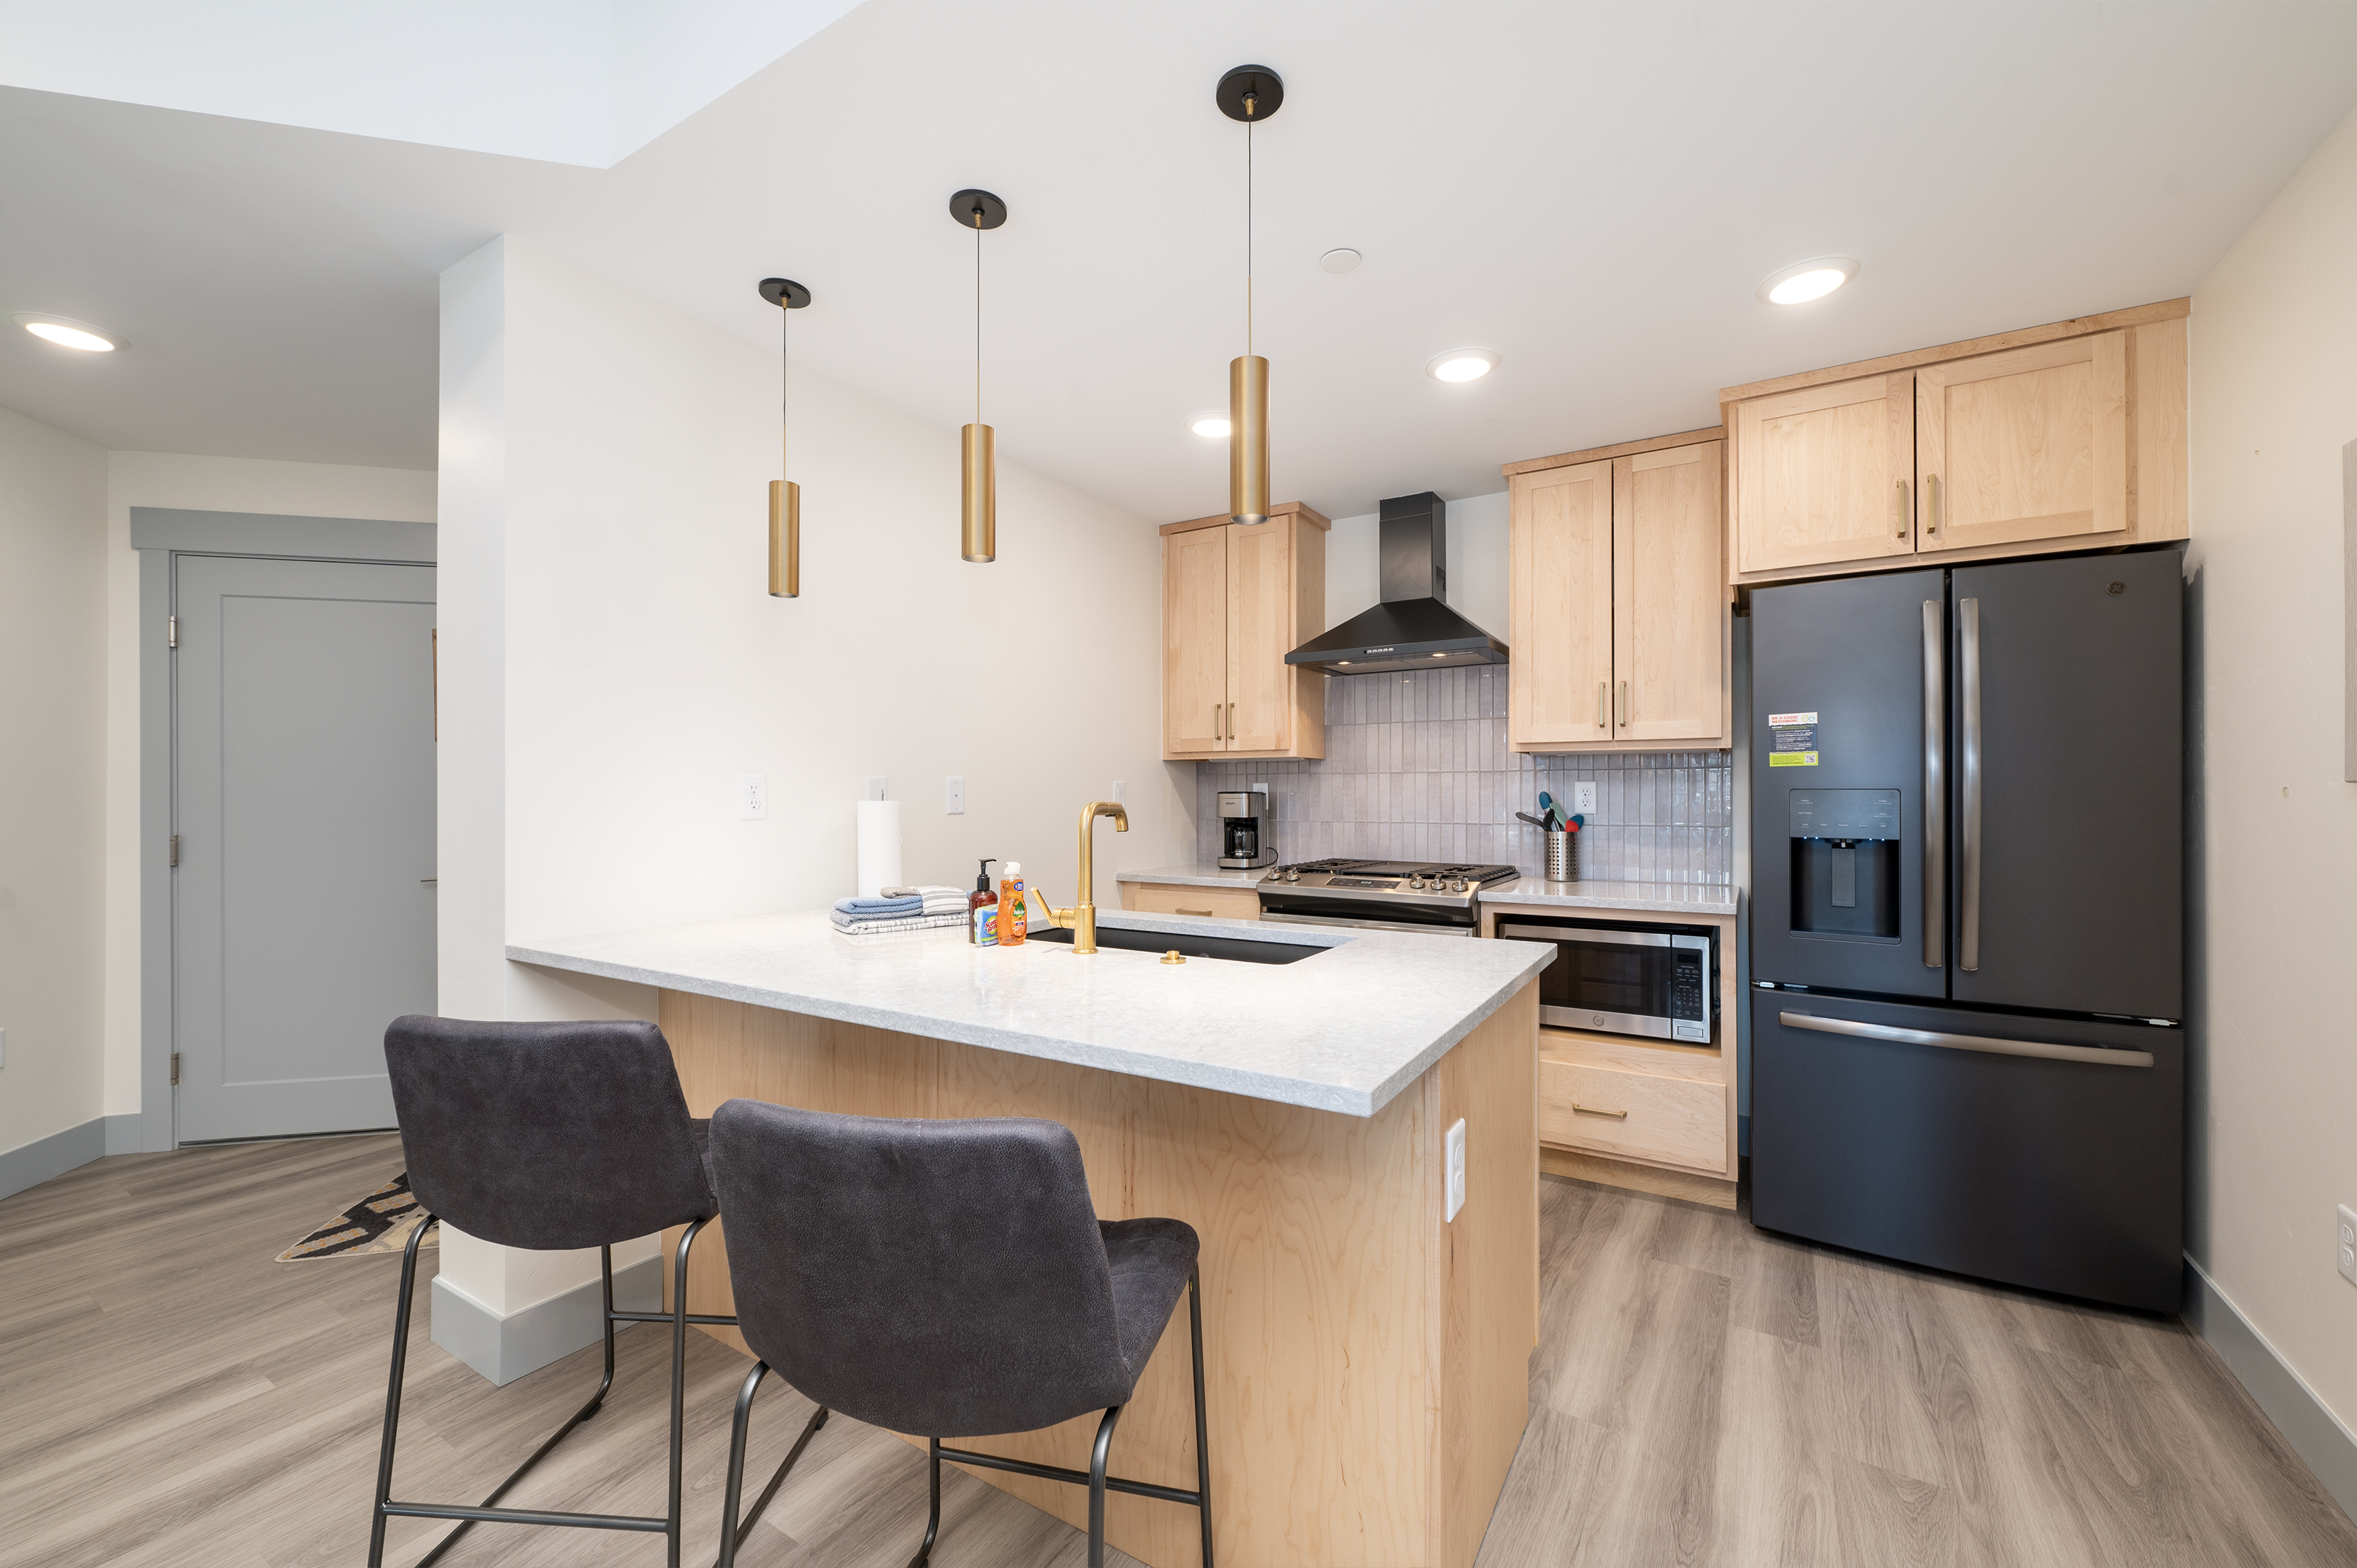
top-left (381, 1502), bottom-right (669, 1532)
top-left (935, 1444), bottom-right (1206, 1508)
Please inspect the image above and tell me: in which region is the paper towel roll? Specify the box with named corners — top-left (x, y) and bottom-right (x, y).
top-left (856, 800), bottom-right (903, 899)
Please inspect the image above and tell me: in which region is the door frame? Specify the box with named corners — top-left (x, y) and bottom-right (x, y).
top-left (134, 508), bottom-right (436, 1152)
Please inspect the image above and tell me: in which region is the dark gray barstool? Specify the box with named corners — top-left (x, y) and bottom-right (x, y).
top-left (704, 1098), bottom-right (1213, 1568)
top-left (368, 1015), bottom-right (734, 1568)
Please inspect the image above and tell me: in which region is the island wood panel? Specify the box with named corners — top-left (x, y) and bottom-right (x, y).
top-left (659, 983), bottom-right (1538, 1568)
top-left (1119, 881), bottom-right (1262, 920)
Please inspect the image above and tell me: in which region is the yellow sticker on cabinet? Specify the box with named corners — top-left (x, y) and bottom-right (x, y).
top-left (1768, 710), bottom-right (1819, 767)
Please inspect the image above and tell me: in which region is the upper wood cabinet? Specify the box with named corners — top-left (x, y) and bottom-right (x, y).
top-left (1723, 300), bottom-right (2188, 586)
top-left (1506, 431), bottom-right (1728, 753)
top-left (1161, 503), bottom-right (1327, 760)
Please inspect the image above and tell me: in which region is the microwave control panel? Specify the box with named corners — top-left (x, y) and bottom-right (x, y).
top-left (1670, 948), bottom-right (1708, 1040)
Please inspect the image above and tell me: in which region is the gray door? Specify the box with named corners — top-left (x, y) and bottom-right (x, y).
top-left (1948, 551), bottom-right (2182, 1019)
top-left (174, 555), bottom-right (436, 1142)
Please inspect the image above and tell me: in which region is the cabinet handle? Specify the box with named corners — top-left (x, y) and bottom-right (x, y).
top-left (1893, 479), bottom-right (1910, 540)
top-left (1178, 907), bottom-right (1213, 916)
top-left (1213, 703), bottom-right (1222, 741)
top-left (1570, 1102), bottom-right (1629, 1119)
top-left (1924, 473), bottom-right (1941, 536)
top-left (1596, 682), bottom-right (1607, 728)
top-left (1616, 681), bottom-right (1628, 728)
top-left (1228, 701), bottom-right (1235, 739)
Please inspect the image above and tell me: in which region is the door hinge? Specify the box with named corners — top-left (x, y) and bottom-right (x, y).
top-left (168, 614), bottom-right (179, 649)
top-left (170, 1052), bottom-right (181, 1087)
top-left (169, 833), bottom-right (180, 868)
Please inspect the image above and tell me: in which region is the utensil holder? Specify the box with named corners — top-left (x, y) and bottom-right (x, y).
top-left (1545, 830), bottom-right (1577, 883)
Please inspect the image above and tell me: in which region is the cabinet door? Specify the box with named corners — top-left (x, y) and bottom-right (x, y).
top-left (1225, 518), bottom-right (1293, 753)
top-left (1613, 442), bottom-right (1724, 743)
top-left (1916, 331), bottom-right (2126, 556)
top-left (1510, 461), bottom-right (1615, 746)
top-left (1164, 525), bottom-right (1227, 753)
top-left (1733, 372), bottom-right (1915, 574)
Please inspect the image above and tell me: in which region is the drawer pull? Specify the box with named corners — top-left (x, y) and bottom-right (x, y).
top-left (1569, 1102), bottom-right (1628, 1119)
top-left (1177, 907), bottom-right (1213, 916)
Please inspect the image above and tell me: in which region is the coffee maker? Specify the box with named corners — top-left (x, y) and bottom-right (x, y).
top-left (1216, 788), bottom-right (1274, 870)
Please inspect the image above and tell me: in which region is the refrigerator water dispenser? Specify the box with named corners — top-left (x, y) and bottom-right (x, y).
top-left (1788, 788), bottom-right (1901, 939)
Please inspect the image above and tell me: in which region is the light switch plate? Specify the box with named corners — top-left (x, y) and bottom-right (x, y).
top-left (739, 773), bottom-right (767, 820)
top-left (1112, 780), bottom-right (1126, 805)
top-left (946, 776), bottom-right (966, 815)
top-left (2338, 1205), bottom-right (2356, 1286)
top-left (1572, 781), bottom-right (1598, 815)
top-left (863, 775), bottom-right (889, 802)
top-left (1444, 1117), bottom-right (1468, 1222)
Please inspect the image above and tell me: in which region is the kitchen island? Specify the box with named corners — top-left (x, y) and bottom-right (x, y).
top-left (511, 909), bottom-right (1549, 1568)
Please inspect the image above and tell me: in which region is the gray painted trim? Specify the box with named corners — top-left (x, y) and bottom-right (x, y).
top-left (431, 1255), bottom-right (661, 1387)
top-left (0, 1117), bottom-right (106, 1201)
top-left (2183, 1255), bottom-right (2357, 1522)
top-left (139, 548), bottom-right (175, 1155)
top-left (103, 1113), bottom-right (144, 1155)
top-left (129, 507), bottom-right (435, 563)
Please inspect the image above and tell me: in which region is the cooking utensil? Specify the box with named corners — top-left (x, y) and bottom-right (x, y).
top-left (1516, 811), bottom-right (1547, 830)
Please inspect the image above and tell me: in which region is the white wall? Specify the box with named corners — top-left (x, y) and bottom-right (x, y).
top-left (1326, 490), bottom-right (1510, 640)
top-left (436, 236), bottom-right (1193, 1317)
top-left (0, 405), bottom-right (108, 1160)
top-left (99, 453), bottom-right (436, 1122)
top-left (2186, 101), bottom-right (2357, 1437)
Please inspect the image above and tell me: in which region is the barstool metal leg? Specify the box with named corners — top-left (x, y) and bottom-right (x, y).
top-left (366, 1212), bottom-right (436, 1568)
top-left (714, 1360), bottom-right (829, 1568)
top-left (1088, 1404), bottom-right (1124, 1568)
top-left (1188, 1265), bottom-right (1214, 1568)
top-left (906, 1437), bottom-right (942, 1567)
top-left (669, 1215), bottom-right (711, 1568)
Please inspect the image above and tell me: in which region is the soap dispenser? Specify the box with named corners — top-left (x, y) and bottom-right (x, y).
top-left (969, 858), bottom-right (998, 946)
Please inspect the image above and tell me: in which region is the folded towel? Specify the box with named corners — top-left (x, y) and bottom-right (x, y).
top-left (831, 910), bottom-right (969, 936)
top-left (835, 894), bottom-right (923, 918)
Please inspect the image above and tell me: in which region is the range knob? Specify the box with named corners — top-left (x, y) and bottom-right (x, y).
top-left (1408, 873), bottom-right (1428, 890)
top-left (1283, 867), bottom-right (1301, 883)
top-left (1447, 877), bottom-right (1467, 893)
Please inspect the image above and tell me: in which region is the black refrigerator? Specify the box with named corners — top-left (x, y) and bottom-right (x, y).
top-left (1748, 548), bottom-right (2183, 1311)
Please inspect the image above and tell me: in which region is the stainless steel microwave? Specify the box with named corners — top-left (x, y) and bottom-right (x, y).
top-left (1496, 918), bottom-right (1717, 1043)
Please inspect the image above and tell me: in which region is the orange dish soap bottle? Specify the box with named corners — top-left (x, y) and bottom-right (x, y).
top-left (969, 858), bottom-right (998, 946)
top-left (996, 861), bottom-right (1027, 946)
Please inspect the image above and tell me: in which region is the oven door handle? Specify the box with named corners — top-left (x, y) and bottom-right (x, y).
top-left (1258, 909), bottom-right (1476, 936)
top-left (1778, 1011), bottom-right (2152, 1067)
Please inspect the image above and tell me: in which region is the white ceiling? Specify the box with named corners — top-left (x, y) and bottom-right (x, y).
top-left (3, 1), bottom-right (2355, 521)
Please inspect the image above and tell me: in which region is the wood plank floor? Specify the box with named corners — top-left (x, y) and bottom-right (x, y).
top-left (3, 1136), bottom-right (2351, 1568)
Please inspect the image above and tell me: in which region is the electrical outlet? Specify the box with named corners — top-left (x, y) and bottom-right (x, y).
top-left (863, 775), bottom-right (888, 802)
top-left (739, 773), bottom-right (767, 820)
top-left (2338, 1205), bottom-right (2356, 1286)
top-left (1444, 1117), bottom-right (1468, 1222)
top-left (1572, 780), bottom-right (1598, 815)
top-left (946, 776), bottom-right (966, 815)
top-left (1112, 780), bottom-right (1126, 806)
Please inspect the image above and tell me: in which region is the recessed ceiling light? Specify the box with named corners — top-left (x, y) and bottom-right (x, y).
top-left (1426, 348), bottom-right (1498, 383)
top-left (1757, 257), bottom-right (1859, 306)
top-left (1188, 411), bottom-right (1232, 438)
top-left (11, 313), bottom-right (117, 351)
top-left (1319, 248), bottom-right (1361, 274)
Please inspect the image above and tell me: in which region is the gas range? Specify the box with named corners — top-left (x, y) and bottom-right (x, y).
top-left (1256, 858), bottom-right (1520, 934)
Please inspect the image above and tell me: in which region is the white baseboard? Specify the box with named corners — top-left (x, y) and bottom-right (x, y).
top-left (2183, 1255), bottom-right (2357, 1522)
top-left (0, 1117), bottom-right (106, 1201)
top-left (431, 1255), bottom-right (663, 1387)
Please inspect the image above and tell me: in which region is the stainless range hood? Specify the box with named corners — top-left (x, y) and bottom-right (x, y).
top-left (1285, 491), bottom-right (1508, 675)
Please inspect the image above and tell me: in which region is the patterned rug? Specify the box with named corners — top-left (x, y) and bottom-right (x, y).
top-left (276, 1172), bottom-right (436, 1261)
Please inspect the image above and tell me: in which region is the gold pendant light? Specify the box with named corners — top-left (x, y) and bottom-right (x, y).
top-left (950, 189), bottom-right (1007, 562)
top-left (1218, 65), bottom-right (1283, 525)
top-left (758, 276), bottom-right (811, 595)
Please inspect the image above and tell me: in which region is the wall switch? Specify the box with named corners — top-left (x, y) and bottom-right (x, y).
top-left (739, 773), bottom-right (768, 820)
top-left (1571, 781), bottom-right (1598, 815)
top-left (2338, 1205), bottom-right (2356, 1286)
top-left (1444, 1117), bottom-right (1468, 1222)
top-left (946, 776), bottom-right (966, 815)
top-left (1112, 780), bottom-right (1126, 806)
top-left (863, 775), bottom-right (888, 802)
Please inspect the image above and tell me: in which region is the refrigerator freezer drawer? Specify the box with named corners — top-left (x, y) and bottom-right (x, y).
top-left (1751, 993), bottom-right (2182, 1311)
top-left (1538, 1057), bottom-right (1726, 1174)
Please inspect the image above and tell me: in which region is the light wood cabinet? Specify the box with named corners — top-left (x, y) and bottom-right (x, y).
top-left (1119, 881), bottom-right (1261, 921)
top-left (1723, 299), bottom-right (2188, 586)
top-left (1505, 431), bottom-right (1728, 753)
top-left (1161, 503), bottom-right (1327, 759)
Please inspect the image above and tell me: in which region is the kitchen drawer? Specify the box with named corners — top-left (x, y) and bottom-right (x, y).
top-left (1538, 1057), bottom-right (1726, 1175)
top-left (1121, 882), bottom-right (1261, 921)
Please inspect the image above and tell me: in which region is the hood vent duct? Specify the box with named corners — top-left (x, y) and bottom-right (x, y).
top-left (1285, 492), bottom-right (1508, 675)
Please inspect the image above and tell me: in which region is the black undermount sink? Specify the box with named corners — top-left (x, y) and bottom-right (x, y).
top-left (1029, 923), bottom-right (1325, 965)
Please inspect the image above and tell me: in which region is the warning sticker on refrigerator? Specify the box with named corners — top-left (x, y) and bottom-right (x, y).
top-left (1768, 710), bottom-right (1819, 768)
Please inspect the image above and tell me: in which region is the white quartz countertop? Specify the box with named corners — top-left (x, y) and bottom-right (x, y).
top-left (1478, 878), bottom-right (1737, 914)
top-left (1112, 865), bottom-right (1268, 889)
top-left (508, 908), bottom-right (1551, 1118)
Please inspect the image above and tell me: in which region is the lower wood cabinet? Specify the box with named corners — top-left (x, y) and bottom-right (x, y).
top-left (1537, 1055), bottom-right (1725, 1172)
top-left (1119, 881), bottom-right (1261, 921)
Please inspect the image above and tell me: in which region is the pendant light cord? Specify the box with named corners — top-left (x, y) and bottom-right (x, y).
top-left (780, 294), bottom-right (789, 480)
top-left (1246, 113), bottom-right (1254, 358)
top-left (974, 209), bottom-right (984, 424)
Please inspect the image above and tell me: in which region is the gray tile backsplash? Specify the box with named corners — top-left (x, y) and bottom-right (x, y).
top-left (1196, 666), bottom-right (1731, 884)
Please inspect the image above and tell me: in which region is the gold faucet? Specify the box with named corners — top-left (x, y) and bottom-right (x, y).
top-left (1034, 800), bottom-right (1129, 954)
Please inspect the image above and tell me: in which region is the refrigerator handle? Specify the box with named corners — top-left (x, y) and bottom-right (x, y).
top-left (1960, 596), bottom-right (1982, 972)
top-left (1778, 1011), bottom-right (2153, 1068)
top-left (1921, 599), bottom-right (1944, 968)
